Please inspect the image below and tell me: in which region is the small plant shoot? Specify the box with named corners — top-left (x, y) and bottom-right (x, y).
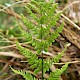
top-left (11, 0), bottom-right (69, 80)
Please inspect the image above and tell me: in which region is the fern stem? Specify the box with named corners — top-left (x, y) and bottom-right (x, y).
top-left (40, 2), bottom-right (44, 80)
top-left (41, 52), bottom-right (44, 80)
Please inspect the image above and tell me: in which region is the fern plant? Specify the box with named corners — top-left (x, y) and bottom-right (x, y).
top-left (11, 0), bottom-right (69, 80)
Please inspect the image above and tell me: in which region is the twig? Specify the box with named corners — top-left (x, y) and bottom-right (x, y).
top-left (0, 0), bottom-right (29, 12)
top-left (60, 1), bottom-right (80, 30)
top-left (0, 52), bottom-right (24, 58)
top-left (53, 60), bottom-right (80, 65)
top-left (56, 10), bottom-right (80, 31)
top-left (63, 1), bottom-right (80, 11)
top-left (61, 14), bottom-right (80, 30)
top-left (1, 58), bottom-right (15, 72)
top-left (0, 35), bottom-right (14, 44)
top-left (0, 59), bottom-right (23, 67)
top-left (0, 42), bottom-right (30, 49)
top-left (3, 74), bottom-right (16, 80)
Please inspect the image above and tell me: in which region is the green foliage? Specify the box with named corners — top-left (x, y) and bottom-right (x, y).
top-left (48, 63), bottom-right (68, 80)
top-left (16, 42), bottom-right (51, 74)
top-left (9, 26), bottom-right (21, 37)
top-left (20, 0), bottom-right (63, 54)
top-left (11, 0), bottom-right (68, 80)
top-left (10, 66), bottom-right (37, 80)
top-left (52, 45), bottom-right (67, 63)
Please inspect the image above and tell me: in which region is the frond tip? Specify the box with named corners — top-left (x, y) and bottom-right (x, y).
top-left (10, 66), bottom-right (34, 80)
top-left (52, 45), bottom-right (67, 63)
top-left (48, 63), bottom-right (69, 80)
top-left (16, 41), bottom-right (34, 58)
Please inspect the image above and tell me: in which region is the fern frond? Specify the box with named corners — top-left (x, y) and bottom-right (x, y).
top-left (25, 6), bottom-right (39, 23)
top-left (31, 0), bottom-right (40, 7)
top-left (46, 23), bottom-right (64, 47)
top-left (52, 44), bottom-right (67, 63)
top-left (32, 40), bottom-right (49, 53)
top-left (20, 29), bottom-right (32, 42)
top-left (27, 2), bottom-right (40, 13)
top-left (10, 66), bottom-right (35, 80)
top-left (21, 14), bottom-right (37, 30)
top-left (43, 58), bottom-right (52, 73)
top-left (31, 22), bottom-right (63, 53)
top-left (33, 58), bottom-right (51, 74)
top-left (16, 42), bottom-right (34, 58)
top-left (47, 11), bottom-right (62, 31)
top-left (11, 0), bottom-right (69, 80)
top-left (21, 14), bottom-right (38, 36)
top-left (16, 42), bottom-right (50, 74)
top-left (48, 63), bottom-right (69, 80)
